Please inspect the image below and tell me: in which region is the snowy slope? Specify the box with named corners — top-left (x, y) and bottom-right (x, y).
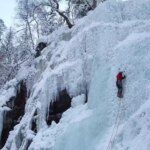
top-left (1, 0), bottom-right (150, 150)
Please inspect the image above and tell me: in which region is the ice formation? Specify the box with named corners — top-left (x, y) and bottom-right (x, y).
top-left (0, 0), bottom-right (150, 149)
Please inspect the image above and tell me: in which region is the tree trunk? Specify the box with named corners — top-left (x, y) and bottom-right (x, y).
top-left (56, 10), bottom-right (73, 29)
top-left (92, 0), bottom-right (97, 10)
top-left (27, 20), bottom-right (35, 50)
top-left (53, 0), bottom-right (73, 28)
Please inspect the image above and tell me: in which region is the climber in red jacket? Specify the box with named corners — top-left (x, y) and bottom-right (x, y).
top-left (116, 71), bottom-right (126, 98)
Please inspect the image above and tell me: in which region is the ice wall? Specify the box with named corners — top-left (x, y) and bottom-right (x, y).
top-left (1, 0), bottom-right (150, 149)
top-left (51, 0), bottom-right (150, 150)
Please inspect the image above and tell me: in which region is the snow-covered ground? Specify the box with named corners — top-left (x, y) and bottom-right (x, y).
top-left (1, 0), bottom-right (150, 149)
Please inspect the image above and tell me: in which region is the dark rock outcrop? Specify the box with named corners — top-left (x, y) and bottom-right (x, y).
top-left (35, 42), bottom-right (47, 58)
top-left (31, 110), bottom-right (38, 133)
top-left (0, 80), bottom-right (27, 149)
top-left (46, 89), bottom-right (72, 125)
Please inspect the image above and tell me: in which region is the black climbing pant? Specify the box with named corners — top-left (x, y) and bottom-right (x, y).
top-left (116, 80), bottom-right (123, 97)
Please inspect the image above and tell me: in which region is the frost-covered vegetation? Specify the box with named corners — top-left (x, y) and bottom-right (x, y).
top-left (1, 0), bottom-right (150, 150)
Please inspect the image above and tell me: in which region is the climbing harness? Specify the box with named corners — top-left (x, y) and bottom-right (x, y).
top-left (106, 100), bottom-right (124, 150)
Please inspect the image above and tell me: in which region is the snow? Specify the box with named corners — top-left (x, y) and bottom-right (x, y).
top-left (1, 0), bottom-right (150, 149)
top-left (71, 94), bottom-right (86, 108)
top-left (29, 104), bottom-right (92, 150)
top-left (103, 98), bottom-right (150, 150)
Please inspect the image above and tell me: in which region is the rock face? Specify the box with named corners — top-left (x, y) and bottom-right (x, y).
top-left (46, 89), bottom-right (72, 125)
top-left (0, 80), bottom-right (27, 149)
top-left (35, 42), bottom-right (47, 58)
top-left (31, 110), bottom-right (38, 133)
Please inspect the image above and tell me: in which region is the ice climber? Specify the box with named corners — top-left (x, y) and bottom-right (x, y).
top-left (116, 71), bottom-right (126, 98)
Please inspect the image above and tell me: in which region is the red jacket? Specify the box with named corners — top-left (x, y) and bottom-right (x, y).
top-left (117, 72), bottom-right (123, 80)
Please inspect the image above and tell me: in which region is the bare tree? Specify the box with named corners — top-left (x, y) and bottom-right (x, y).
top-left (52, 0), bottom-right (73, 28)
top-left (17, 0), bottom-right (35, 50)
top-left (33, 0), bottom-right (74, 29)
top-left (0, 19), bottom-right (6, 38)
top-left (0, 27), bottom-right (32, 86)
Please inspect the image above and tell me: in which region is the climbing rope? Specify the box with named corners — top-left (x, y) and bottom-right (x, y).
top-left (106, 100), bottom-right (123, 150)
top-left (110, 103), bottom-right (122, 149)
